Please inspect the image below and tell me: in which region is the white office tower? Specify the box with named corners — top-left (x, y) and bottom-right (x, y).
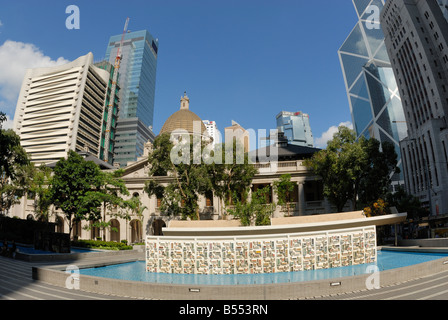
top-left (203, 120), bottom-right (220, 147)
top-left (13, 53), bottom-right (110, 165)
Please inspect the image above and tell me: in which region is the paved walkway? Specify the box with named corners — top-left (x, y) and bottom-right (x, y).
top-left (305, 269), bottom-right (448, 300)
top-left (1, 252), bottom-right (448, 300)
top-left (0, 254), bottom-right (141, 300)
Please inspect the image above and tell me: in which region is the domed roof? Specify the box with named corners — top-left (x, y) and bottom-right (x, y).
top-left (159, 93), bottom-right (208, 136)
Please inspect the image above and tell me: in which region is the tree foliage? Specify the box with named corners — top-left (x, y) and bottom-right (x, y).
top-left (304, 126), bottom-right (399, 212)
top-left (227, 186), bottom-right (276, 226)
top-left (0, 112), bottom-right (31, 214)
top-left (144, 134), bottom-right (257, 221)
top-left (207, 139), bottom-right (258, 210)
top-left (50, 150), bottom-right (122, 237)
top-left (29, 164), bottom-right (53, 221)
top-left (145, 134), bottom-right (212, 220)
top-left (82, 169), bottom-right (131, 239)
top-left (358, 138), bottom-right (400, 207)
top-left (386, 186), bottom-right (428, 220)
top-left (273, 174), bottom-right (296, 216)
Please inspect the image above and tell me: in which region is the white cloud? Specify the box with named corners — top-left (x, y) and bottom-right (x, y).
top-left (1, 114), bottom-right (14, 130)
top-left (0, 40), bottom-right (69, 116)
top-left (0, 20), bottom-right (3, 27)
top-left (315, 121), bottom-right (353, 149)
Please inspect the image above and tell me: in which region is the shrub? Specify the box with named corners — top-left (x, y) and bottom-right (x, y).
top-left (72, 239), bottom-right (133, 251)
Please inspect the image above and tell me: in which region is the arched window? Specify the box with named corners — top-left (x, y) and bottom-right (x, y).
top-left (90, 221), bottom-right (100, 240)
top-left (55, 216), bottom-right (64, 234)
top-left (72, 219), bottom-right (82, 240)
top-left (152, 219), bottom-right (166, 236)
top-left (130, 219), bottom-right (142, 244)
top-left (110, 219), bottom-right (120, 242)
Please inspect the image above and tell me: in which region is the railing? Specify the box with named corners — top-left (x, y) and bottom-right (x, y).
top-left (253, 161), bottom-right (306, 173)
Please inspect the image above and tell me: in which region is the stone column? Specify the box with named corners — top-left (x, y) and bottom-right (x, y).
top-left (248, 185), bottom-right (253, 203)
top-left (297, 182), bottom-right (306, 216)
top-left (271, 183), bottom-right (280, 217)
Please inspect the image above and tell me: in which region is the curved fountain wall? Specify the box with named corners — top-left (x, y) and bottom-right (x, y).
top-left (145, 226), bottom-right (377, 275)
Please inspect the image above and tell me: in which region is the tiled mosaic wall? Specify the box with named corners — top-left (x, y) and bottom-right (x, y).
top-left (145, 227), bottom-right (377, 275)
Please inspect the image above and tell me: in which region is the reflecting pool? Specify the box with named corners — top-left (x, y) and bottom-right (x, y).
top-left (79, 250), bottom-right (448, 286)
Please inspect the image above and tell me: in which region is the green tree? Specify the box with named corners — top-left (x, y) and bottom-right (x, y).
top-left (50, 150), bottom-right (105, 238)
top-left (207, 139), bottom-right (258, 214)
top-left (228, 186), bottom-right (276, 226)
top-left (0, 112), bottom-right (31, 214)
top-left (358, 139), bottom-right (400, 208)
top-left (304, 126), bottom-right (366, 212)
top-left (29, 164), bottom-right (53, 221)
top-left (386, 186), bottom-right (428, 221)
top-left (304, 126), bottom-right (399, 212)
top-left (144, 133), bottom-right (212, 220)
top-left (82, 169), bottom-right (130, 240)
top-left (273, 174), bottom-right (296, 217)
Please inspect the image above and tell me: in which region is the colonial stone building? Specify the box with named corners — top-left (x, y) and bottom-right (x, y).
top-left (10, 95), bottom-right (339, 244)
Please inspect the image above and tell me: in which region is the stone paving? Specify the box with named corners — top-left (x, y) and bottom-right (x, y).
top-left (1, 249), bottom-right (448, 300)
top-left (304, 269), bottom-right (448, 300)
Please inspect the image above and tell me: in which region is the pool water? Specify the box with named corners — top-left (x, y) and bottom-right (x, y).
top-left (79, 250), bottom-right (448, 286)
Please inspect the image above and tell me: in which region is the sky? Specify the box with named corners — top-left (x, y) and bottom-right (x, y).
top-left (0, 0), bottom-right (358, 148)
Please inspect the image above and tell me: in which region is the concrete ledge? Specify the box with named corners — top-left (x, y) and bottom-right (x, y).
top-left (271, 211), bottom-right (365, 225)
top-left (168, 220), bottom-right (242, 228)
top-left (16, 248), bottom-right (140, 262)
top-left (398, 238), bottom-right (448, 248)
top-left (382, 245), bottom-right (448, 254)
top-left (32, 251), bottom-right (448, 300)
top-left (162, 213), bottom-right (407, 237)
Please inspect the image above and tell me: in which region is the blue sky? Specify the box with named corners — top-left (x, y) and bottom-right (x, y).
top-left (0, 0), bottom-right (358, 148)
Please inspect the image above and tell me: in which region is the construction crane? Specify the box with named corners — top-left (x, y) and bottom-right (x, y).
top-left (104, 17), bottom-right (130, 163)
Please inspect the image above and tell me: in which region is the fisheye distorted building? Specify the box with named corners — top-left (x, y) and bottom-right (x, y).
top-left (339, 0), bottom-right (408, 190)
top-left (105, 30), bottom-right (158, 167)
top-left (159, 93), bottom-right (208, 138)
top-left (381, 0), bottom-right (448, 215)
top-left (12, 53), bottom-right (115, 166)
top-left (11, 94), bottom-right (334, 243)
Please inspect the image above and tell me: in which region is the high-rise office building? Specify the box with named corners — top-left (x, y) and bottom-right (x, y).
top-left (203, 120), bottom-right (220, 148)
top-left (381, 0), bottom-right (448, 215)
top-left (105, 30), bottom-right (158, 166)
top-left (13, 53), bottom-right (113, 165)
top-left (439, 0), bottom-right (448, 20)
top-left (94, 60), bottom-right (120, 164)
top-left (339, 0), bottom-right (408, 189)
top-left (276, 111), bottom-right (314, 147)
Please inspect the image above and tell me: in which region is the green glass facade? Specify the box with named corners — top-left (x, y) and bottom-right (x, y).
top-left (105, 30), bottom-right (158, 166)
top-left (95, 61), bottom-right (120, 164)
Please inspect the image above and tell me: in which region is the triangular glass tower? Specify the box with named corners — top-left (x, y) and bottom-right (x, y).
top-left (338, 0), bottom-right (408, 190)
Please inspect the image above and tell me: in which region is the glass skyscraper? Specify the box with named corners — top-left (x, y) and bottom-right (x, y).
top-left (276, 111), bottom-right (314, 147)
top-left (338, 0), bottom-right (407, 189)
top-left (105, 30), bottom-right (158, 166)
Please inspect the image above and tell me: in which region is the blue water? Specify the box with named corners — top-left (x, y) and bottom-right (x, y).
top-left (79, 250), bottom-right (448, 286)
